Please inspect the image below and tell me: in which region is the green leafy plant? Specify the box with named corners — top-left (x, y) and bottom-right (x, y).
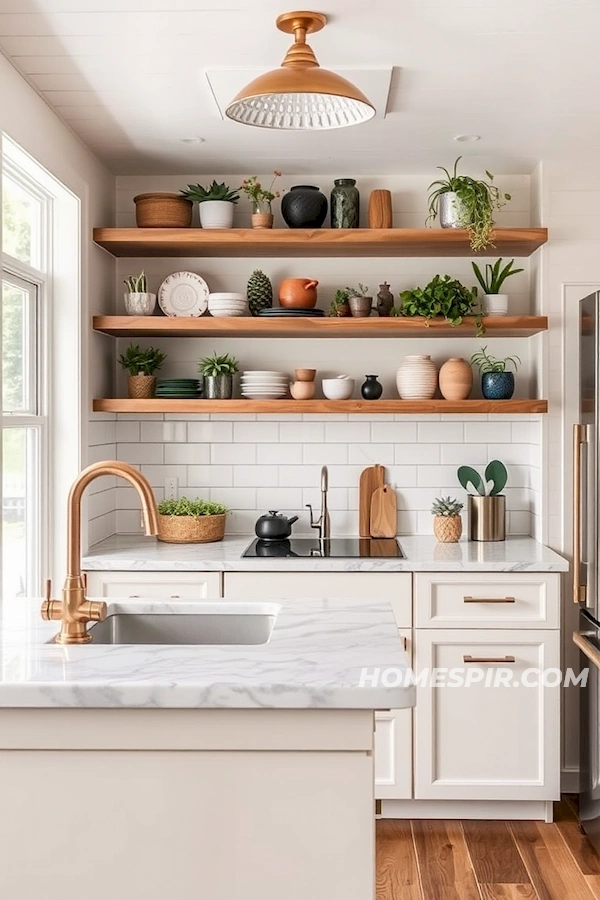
top-left (198, 351), bottom-right (239, 377)
top-left (458, 460), bottom-right (508, 496)
top-left (471, 258), bottom-right (524, 294)
top-left (345, 283), bottom-right (369, 298)
top-left (329, 289), bottom-right (351, 316)
top-left (158, 497), bottom-right (228, 517)
top-left (182, 181), bottom-right (241, 204)
top-left (123, 271), bottom-right (147, 293)
top-left (426, 157), bottom-right (511, 251)
top-left (118, 343), bottom-right (166, 376)
top-left (470, 346), bottom-right (521, 374)
top-left (431, 496), bottom-right (464, 517)
top-left (241, 171), bottom-right (282, 206)
top-left (398, 274), bottom-right (483, 334)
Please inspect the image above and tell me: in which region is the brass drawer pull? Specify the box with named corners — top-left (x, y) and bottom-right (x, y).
top-left (463, 596), bottom-right (516, 603)
top-left (463, 654), bottom-right (516, 664)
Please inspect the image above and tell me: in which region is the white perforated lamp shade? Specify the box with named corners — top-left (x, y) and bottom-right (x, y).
top-left (225, 11), bottom-right (375, 131)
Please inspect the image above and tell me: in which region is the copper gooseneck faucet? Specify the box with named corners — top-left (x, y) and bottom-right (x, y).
top-left (41, 461), bottom-right (159, 644)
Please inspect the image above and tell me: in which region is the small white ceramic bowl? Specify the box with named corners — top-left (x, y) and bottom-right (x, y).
top-left (322, 377), bottom-right (355, 400)
top-left (208, 292), bottom-right (245, 302)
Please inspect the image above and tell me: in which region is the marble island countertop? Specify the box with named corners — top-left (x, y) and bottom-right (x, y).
top-left (83, 534), bottom-right (568, 573)
top-left (0, 596), bottom-right (413, 710)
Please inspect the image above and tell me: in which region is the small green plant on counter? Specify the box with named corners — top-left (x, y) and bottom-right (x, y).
top-left (240, 171), bottom-right (282, 206)
top-left (470, 346), bottom-right (521, 374)
top-left (345, 282), bottom-right (369, 298)
top-left (457, 460), bottom-right (508, 496)
top-left (329, 288), bottom-right (351, 316)
top-left (198, 351), bottom-right (239, 377)
top-left (158, 498), bottom-right (228, 517)
top-left (431, 496), bottom-right (463, 517)
top-left (123, 271), bottom-right (147, 293)
top-left (471, 258), bottom-right (524, 295)
top-left (397, 274), bottom-right (483, 334)
top-left (181, 181), bottom-right (241, 204)
top-left (426, 157), bottom-right (511, 251)
top-left (118, 343), bottom-right (166, 376)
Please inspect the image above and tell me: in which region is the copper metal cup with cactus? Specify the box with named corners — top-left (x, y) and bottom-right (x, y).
top-left (431, 496), bottom-right (464, 543)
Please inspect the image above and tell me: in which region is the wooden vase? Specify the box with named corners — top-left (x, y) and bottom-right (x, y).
top-left (368, 190), bottom-right (393, 228)
top-left (433, 516), bottom-right (462, 543)
top-left (439, 357), bottom-right (473, 401)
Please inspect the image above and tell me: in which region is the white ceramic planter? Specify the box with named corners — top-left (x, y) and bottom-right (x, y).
top-left (483, 293), bottom-right (509, 316)
top-left (396, 354), bottom-right (438, 400)
top-left (199, 201), bottom-right (235, 229)
top-left (123, 292), bottom-right (157, 316)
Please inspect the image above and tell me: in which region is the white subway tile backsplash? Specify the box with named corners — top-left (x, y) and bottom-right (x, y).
top-left (233, 465), bottom-right (277, 487)
top-left (188, 465), bottom-right (233, 488)
top-left (256, 487), bottom-right (304, 510)
top-left (210, 443), bottom-right (256, 465)
top-left (213, 487), bottom-right (256, 509)
top-left (233, 422), bottom-right (279, 443)
top-left (117, 443), bottom-right (164, 465)
top-left (303, 443), bottom-right (348, 465)
top-left (395, 443), bottom-right (440, 465)
top-left (140, 422), bottom-right (169, 443)
top-left (279, 422), bottom-right (325, 443)
top-left (278, 465), bottom-right (323, 487)
top-left (418, 421), bottom-right (464, 443)
top-left (417, 465), bottom-right (459, 487)
top-left (464, 422), bottom-right (513, 443)
top-left (115, 420), bottom-right (140, 443)
top-left (165, 443), bottom-right (210, 465)
top-left (372, 422), bottom-right (418, 443)
top-left (187, 422), bottom-right (233, 443)
top-left (257, 443), bottom-right (302, 464)
top-left (325, 422), bottom-right (371, 443)
top-left (441, 443), bottom-right (489, 465)
top-left (349, 443), bottom-right (395, 465)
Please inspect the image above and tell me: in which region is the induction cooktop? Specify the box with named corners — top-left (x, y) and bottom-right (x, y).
top-left (242, 537), bottom-right (404, 559)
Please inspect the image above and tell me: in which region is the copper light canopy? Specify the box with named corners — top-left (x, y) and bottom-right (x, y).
top-left (225, 11), bottom-right (376, 130)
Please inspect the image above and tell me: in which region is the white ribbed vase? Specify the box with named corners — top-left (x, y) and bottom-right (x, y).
top-left (396, 354), bottom-right (438, 400)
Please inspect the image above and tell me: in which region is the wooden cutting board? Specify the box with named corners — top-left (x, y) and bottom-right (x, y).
top-left (370, 484), bottom-right (397, 538)
top-left (359, 465), bottom-right (384, 537)
top-left (368, 190), bottom-right (393, 229)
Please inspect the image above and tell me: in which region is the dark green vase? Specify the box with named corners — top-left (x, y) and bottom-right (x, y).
top-left (330, 178), bottom-right (359, 229)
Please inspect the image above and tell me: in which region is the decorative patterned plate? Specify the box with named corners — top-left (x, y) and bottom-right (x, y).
top-left (158, 271), bottom-right (209, 317)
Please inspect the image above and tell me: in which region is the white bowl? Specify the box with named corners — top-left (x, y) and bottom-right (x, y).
top-left (322, 377), bottom-right (355, 400)
top-left (209, 292), bottom-right (245, 302)
top-left (209, 307), bottom-right (248, 317)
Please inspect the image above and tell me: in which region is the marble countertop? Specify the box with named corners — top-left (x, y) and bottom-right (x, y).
top-left (83, 534), bottom-right (568, 573)
top-left (0, 596), bottom-right (413, 710)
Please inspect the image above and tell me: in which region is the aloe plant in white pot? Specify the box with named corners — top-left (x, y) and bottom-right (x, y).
top-left (471, 258), bottom-right (524, 317)
top-left (123, 270), bottom-right (156, 316)
top-left (182, 181), bottom-right (241, 229)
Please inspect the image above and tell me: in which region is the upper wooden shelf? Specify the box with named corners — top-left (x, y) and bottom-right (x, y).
top-left (92, 315), bottom-right (547, 339)
top-left (92, 227), bottom-right (548, 259)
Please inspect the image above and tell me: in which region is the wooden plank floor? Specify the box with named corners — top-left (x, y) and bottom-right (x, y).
top-left (376, 797), bottom-right (600, 900)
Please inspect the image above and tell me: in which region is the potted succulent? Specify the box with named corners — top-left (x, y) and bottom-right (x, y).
top-left (345, 283), bottom-right (372, 318)
top-left (471, 258), bottom-right (524, 317)
top-left (426, 157), bottom-right (511, 251)
top-left (118, 343), bottom-right (166, 399)
top-left (182, 181), bottom-right (241, 229)
top-left (240, 171), bottom-right (282, 229)
top-left (157, 497), bottom-right (228, 544)
top-left (431, 496), bottom-right (464, 543)
top-left (329, 289), bottom-right (351, 317)
top-left (458, 460), bottom-right (508, 542)
top-left (395, 274), bottom-right (483, 335)
top-left (123, 270), bottom-right (156, 316)
top-left (133, 192), bottom-right (192, 228)
top-left (470, 346), bottom-right (521, 399)
top-left (199, 350), bottom-right (239, 399)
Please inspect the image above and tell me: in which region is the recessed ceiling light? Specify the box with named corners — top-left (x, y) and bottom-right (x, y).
top-left (453, 134), bottom-right (481, 143)
top-left (179, 137), bottom-right (205, 144)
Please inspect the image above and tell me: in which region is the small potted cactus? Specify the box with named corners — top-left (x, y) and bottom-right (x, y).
top-left (431, 495), bottom-right (464, 543)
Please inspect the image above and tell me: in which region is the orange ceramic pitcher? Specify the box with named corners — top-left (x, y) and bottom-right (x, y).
top-left (278, 278), bottom-right (319, 309)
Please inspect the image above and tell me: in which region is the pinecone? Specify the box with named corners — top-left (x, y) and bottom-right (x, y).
top-left (247, 269), bottom-right (273, 316)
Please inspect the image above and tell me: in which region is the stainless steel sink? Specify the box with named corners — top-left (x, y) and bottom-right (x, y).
top-left (89, 602), bottom-right (279, 645)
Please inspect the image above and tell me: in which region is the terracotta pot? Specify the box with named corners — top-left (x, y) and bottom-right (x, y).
top-left (251, 212), bottom-right (273, 229)
top-left (127, 374), bottom-right (156, 399)
top-left (294, 368), bottom-right (316, 382)
top-left (439, 357), bottom-right (473, 401)
top-left (433, 516), bottom-right (462, 543)
top-left (278, 278), bottom-right (319, 309)
top-left (396, 355), bottom-right (437, 400)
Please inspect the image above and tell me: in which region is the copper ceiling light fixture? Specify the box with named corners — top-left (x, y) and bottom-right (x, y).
top-left (225, 10), bottom-right (376, 130)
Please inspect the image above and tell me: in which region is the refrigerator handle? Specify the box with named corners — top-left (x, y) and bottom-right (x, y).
top-left (574, 630), bottom-right (600, 669)
top-left (574, 423), bottom-right (587, 603)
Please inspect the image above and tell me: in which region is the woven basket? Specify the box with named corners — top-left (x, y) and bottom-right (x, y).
top-left (433, 515), bottom-right (462, 543)
top-left (133, 193), bottom-right (193, 228)
top-left (128, 375), bottom-right (156, 399)
top-left (158, 513), bottom-right (226, 544)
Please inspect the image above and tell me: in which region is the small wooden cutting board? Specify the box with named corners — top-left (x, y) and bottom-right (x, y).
top-left (359, 464), bottom-right (385, 537)
top-left (370, 484), bottom-right (397, 538)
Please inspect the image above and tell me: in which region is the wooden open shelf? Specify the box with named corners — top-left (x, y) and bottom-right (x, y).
top-left (92, 227), bottom-right (548, 259)
top-left (93, 315), bottom-right (548, 339)
top-left (93, 399), bottom-right (548, 415)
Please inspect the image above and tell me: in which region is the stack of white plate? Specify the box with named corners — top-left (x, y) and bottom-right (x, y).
top-left (208, 292), bottom-right (249, 317)
top-left (241, 371), bottom-right (289, 400)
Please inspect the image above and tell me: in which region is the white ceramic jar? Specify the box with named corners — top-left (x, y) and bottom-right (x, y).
top-left (483, 293), bottom-right (509, 316)
top-left (199, 200), bottom-right (235, 229)
top-left (123, 292), bottom-right (157, 316)
top-left (396, 354), bottom-right (438, 400)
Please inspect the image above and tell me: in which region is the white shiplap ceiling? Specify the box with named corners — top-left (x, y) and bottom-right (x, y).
top-left (1, 0), bottom-right (599, 175)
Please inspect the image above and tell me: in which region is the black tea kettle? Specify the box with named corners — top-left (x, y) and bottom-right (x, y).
top-left (255, 510), bottom-right (299, 541)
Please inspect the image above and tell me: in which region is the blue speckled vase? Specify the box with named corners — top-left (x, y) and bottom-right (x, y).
top-left (482, 372), bottom-right (514, 400)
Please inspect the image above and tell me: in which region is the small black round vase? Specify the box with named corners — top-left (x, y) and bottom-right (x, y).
top-left (281, 185), bottom-right (328, 229)
top-left (361, 375), bottom-right (383, 400)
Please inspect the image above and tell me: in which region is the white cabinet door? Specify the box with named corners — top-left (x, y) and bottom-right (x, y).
top-left (86, 571), bottom-right (222, 600)
top-left (414, 628), bottom-right (560, 801)
top-left (375, 629), bottom-right (412, 799)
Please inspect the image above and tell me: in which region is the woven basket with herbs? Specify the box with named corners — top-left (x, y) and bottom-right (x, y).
top-left (157, 498), bottom-right (228, 544)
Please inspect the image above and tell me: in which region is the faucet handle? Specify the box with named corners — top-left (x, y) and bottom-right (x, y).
top-left (305, 503), bottom-right (317, 528)
top-left (41, 579), bottom-right (62, 621)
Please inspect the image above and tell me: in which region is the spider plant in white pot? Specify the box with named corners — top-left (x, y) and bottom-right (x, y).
top-left (471, 258), bottom-right (524, 317)
top-left (123, 270), bottom-right (156, 316)
top-left (182, 181), bottom-right (241, 229)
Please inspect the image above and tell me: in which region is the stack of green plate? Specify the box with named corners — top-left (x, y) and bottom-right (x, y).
top-left (156, 378), bottom-right (201, 399)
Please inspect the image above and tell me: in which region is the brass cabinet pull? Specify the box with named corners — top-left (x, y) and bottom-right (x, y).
top-left (573, 630), bottom-right (600, 669)
top-left (573, 423), bottom-right (587, 603)
top-left (463, 596), bottom-right (515, 604)
top-left (463, 654), bottom-right (516, 664)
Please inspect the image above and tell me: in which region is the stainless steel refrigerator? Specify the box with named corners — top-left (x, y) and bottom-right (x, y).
top-left (574, 291), bottom-right (600, 848)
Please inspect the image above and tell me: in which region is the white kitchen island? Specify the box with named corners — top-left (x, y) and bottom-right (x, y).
top-left (0, 595), bottom-right (412, 900)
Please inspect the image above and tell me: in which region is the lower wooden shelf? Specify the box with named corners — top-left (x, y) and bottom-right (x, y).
top-left (93, 399), bottom-right (548, 415)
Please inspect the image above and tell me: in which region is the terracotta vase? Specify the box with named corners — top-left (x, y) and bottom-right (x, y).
top-left (395, 355), bottom-right (437, 400)
top-left (439, 357), bottom-right (473, 401)
top-left (278, 278), bottom-right (319, 309)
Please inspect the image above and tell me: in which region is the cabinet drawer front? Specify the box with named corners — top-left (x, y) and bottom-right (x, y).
top-left (414, 628), bottom-right (560, 801)
top-left (86, 571), bottom-right (222, 600)
top-left (414, 573), bottom-right (560, 628)
top-left (225, 572), bottom-right (412, 627)
top-left (375, 629), bottom-right (412, 799)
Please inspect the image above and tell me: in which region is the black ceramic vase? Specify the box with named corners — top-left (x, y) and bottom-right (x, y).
top-left (281, 185), bottom-right (328, 228)
top-left (361, 375), bottom-right (383, 400)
